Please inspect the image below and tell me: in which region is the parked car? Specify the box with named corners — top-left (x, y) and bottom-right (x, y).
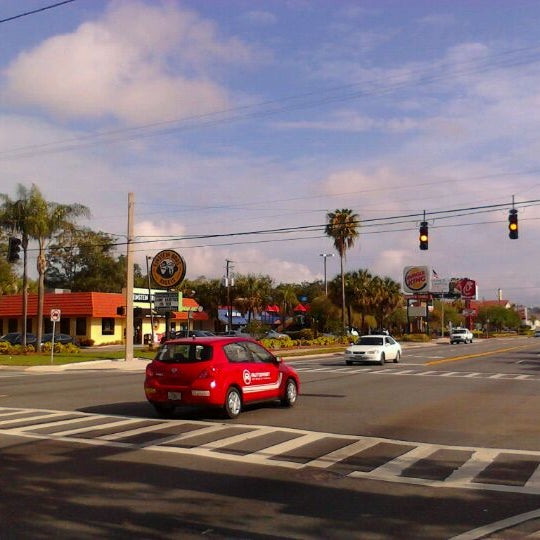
top-left (0, 332), bottom-right (37, 345)
top-left (534, 330), bottom-right (540, 338)
top-left (144, 336), bottom-right (300, 419)
top-left (450, 328), bottom-right (473, 344)
top-left (344, 334), bottom-right (401, 365)
top-left (264, 330), bottom-right (289, 340)
top-left (41, 333), bottom-right (79, 346)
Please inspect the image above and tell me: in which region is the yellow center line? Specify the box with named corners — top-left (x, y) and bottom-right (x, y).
top-left (425, 345), bottom-right (531, 366)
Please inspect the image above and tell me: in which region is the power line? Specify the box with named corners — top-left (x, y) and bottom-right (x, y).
top-left (0, 0), bottom-right (77, 24)
top-left (3, 42), bottom-right (540, 160)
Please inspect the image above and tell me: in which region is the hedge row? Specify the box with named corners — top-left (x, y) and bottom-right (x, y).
top-left (0, 341), bottom-right (81, 355)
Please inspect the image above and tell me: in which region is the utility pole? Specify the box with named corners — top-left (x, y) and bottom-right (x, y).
top-left (320, 253), bottom-right (334, 295)
top-left (146, 255), bottom-right (155, 348)
top-left (125, 193), bottom-right (134, 361)
top-left (226, 259), bottom-right (234, 332)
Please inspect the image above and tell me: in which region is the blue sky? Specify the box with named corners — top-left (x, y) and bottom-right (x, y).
top-left (2, 0), bottom-right (540, 306)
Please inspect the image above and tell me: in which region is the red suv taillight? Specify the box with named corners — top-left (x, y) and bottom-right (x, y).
top-left (145, 364), bottom-right (155, 378)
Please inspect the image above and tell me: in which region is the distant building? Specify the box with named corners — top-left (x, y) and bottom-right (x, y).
top-left (0, 288), bottom-right (209, 346)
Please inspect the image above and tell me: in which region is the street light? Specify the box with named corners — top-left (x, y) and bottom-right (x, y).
top-left (320, 253), bottom-right (334, 296)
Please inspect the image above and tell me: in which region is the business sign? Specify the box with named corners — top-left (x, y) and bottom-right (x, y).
top-left (451, 278), bottom-right (477, 299)
top-left (408, 305), bottom-right (427, 317)
top-left (431, 278), bottom-right (450, 294)
top-left (403, 266), bottom-right (431, 294)
top-left (154, 292), bottom-right (179, 311)
top-left (460, 279), bottom-right (477, 299)
top-left (150, 250), bottom-right (186, 288)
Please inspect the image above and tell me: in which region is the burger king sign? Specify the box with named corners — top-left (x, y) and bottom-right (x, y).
top-left (403, 266), bottom-right (431, 294)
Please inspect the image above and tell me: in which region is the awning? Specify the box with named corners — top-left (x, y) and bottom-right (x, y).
top-left (218, 315), bottom-right (247, 325)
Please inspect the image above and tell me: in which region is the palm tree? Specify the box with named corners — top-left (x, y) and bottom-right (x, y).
top-left (325, 209), bottom-right (360, 332)
top-left (233, 274), bottom-right (273, 324)
top-left (346, 269), bottom-right (373, 333)
top-left (274, 283), bottom-right (299, 331)
top-left (371, 276), bottom-right (403, 330)
top-left (0, 184), bottom-right (38, 346)
top-left (24, 186), bottom-right (90, 350)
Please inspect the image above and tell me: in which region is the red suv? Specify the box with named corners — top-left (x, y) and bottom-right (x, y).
top-left (144, 336), bottom-right (300, 419)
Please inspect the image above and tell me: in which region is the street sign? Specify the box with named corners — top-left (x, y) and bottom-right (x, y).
top-left (50, 309), bottom-right (61, 322)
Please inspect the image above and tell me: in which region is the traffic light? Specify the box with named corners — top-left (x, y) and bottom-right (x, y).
top-left (419, 221), bottom-right (428, 250)
top-left (7, 236), bottom-right (21, 263)
top-left (508, 209), bottom-right (518, 239)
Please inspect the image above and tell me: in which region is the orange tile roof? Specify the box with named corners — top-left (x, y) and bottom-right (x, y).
top-left (0, 292), bottom-right (125, 318)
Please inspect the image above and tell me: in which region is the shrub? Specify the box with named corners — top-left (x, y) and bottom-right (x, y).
top-left (399, 333), bottom-right (431, 343)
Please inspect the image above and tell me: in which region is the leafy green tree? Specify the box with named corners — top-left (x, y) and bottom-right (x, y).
top-left (233, 274), bottom-right (273, 324)
top-left (24, 187), bottom-right (90, 349)
top-left (344, 269), bottom-right (373, 333)
top-left (0, 184), bottom-right (40, 345)
top-left (325, 209), bottom-right (360, 332)
top-left (370, 276), bottom-right (403, 329)
top-left (179, 277), bottom-right (224, 331)
top-left (274, 283), bottom-right (299, 331)
top-left (46, 228), bottom-right (126, 292)
top-left (476, 305), bottom-right (521, 331)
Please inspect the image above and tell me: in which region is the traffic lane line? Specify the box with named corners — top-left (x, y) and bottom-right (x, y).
top-left (425, 345), bottom-right (531, 366)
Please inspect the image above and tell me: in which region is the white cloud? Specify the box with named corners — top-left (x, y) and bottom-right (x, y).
top-left (1, 0), bottom-right (256, 124)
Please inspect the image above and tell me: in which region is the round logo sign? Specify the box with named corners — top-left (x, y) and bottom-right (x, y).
top-left (404, 266), bottom-right (429, 292)
top-left (151, 250), bottom-right (186, 288)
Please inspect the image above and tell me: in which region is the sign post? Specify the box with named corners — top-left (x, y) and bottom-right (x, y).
top-left (150, 250), bottom-right (186, 340)
top-left (50, 309), bottom-right (61, 364)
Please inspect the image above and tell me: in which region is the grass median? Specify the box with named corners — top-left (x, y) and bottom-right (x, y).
top-left (0, 348), bottom-right (156, 367)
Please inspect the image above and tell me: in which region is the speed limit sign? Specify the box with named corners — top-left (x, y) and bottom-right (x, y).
top-left (50, 309), bottom-right (61, 322)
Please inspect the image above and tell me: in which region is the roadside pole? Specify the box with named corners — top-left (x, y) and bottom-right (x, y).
top-left (125, 193), bottom-right (135, 362)
top-left (50, 308), bottom-right (61, 364)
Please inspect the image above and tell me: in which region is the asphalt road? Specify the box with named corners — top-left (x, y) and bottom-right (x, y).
top-left (1, 336), bottom-right (540, 539)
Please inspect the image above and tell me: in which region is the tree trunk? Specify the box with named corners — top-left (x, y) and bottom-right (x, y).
top-left (36, 245), bottom-right (47, 352)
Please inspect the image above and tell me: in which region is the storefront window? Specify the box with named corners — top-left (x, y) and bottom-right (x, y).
top-left (102, 318), bottom-right (114, 335)
top-left (60, 318), bottom-right (70, 334)
top-left (76, 317), bottom-right (86, 335)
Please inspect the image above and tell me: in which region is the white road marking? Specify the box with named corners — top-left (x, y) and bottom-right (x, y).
top-left (1, 406), bottom-right (539, 495)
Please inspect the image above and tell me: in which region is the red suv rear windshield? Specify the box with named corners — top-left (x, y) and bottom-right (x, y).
top-left (155, 343), bottom-right (213, 363)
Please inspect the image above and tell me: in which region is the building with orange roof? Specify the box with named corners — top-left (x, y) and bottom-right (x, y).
top-left (0, 288), bottom-right (209, 346)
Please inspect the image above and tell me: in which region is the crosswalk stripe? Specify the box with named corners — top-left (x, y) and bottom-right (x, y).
top-left (1, 406), bottom-right (539, 494)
